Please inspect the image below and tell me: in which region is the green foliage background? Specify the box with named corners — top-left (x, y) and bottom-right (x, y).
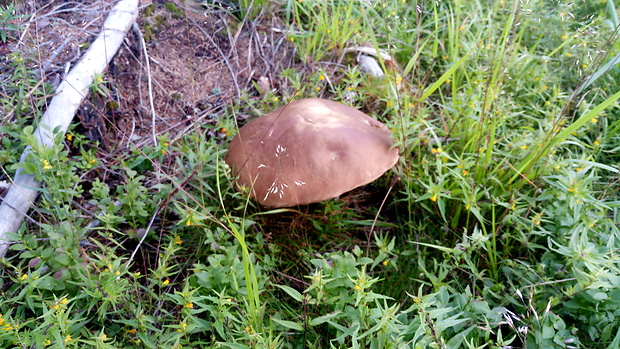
top-left (1, 0), bottom-right (620, 348)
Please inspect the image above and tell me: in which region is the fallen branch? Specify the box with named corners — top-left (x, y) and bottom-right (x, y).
top-left (0, 0), bottom-right (139, 258)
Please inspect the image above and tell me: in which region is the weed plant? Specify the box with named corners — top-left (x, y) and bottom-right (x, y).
top-left (1, 0), bottom-right (620, 348)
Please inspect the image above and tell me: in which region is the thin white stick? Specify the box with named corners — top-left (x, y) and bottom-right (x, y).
top-left (125, 199), bottom-right (161, 269)
top-left (132, 22), bottom-right (158, 147)
top-left (0, 0), bottom-right (139, 258)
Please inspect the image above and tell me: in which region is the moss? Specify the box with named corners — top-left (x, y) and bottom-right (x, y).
top-left (154, 15), bottom-right (167, 28)
top-left (164, 2), bottom-right (185, 19)
top-left (143, 22), bottom-right (153, 41)
top-left (144, 3), bottom-right (156, 17)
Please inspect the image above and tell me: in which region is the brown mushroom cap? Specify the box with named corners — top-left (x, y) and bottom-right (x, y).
top-left (225, 98), bottom-right (399, 208)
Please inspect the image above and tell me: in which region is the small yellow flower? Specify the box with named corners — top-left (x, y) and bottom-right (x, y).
top-left (566, 53), bottom-right (572, 57)
top-left (175, 236), bottom-right (183, 245)
top-left (162, 149), bottom-right (167, 155)
top-left (163, 279), bottom-right (170, 285)
top-left (568, 188), bottom-right (575, 192)
top-left (430, 195), bottom-right (437, 202)
top-left (115, 270), bottom-right (120, 276)
top-left (347, 86), bottom-right (353, 91)
top-left (42, 160), bottom-right (52, 171)
top-left (273, 97), bottom-right (279, 102)
top-left (127, 329), bottom-right (137, 335)
top-left (177, 322), bottom-right (187, 333)
top-left (289, 37), bottom-right (295, 42)
top-left (462, 170), bottom-right (469, 176)
top-left (60, 298), bottom-right (68, 305)
top-left (520, 145), bottom-right (527, 150)
top-left (186, 219), bottom-right (191, 226)
top-left (43, 339), bottom-right (51, 346)
top-left (465, 204), bottom-right (470, 210)
top-left (561, 35), bottom-right (567, 40)
top-left (382, 260), bottom-right (388, 266)
top-left (576, 167), bottom-right (583, 172)
top-left (413, 297), bottom-right (421, 303)
top-left (65, 335), bottom-right (72, 342)
top-left (445, 79), bottom-right (451, 84)
top-left (316, 86), bottom-right (321, 91)
top-left (591, 118), bottom-right (598, 123)
top-left (582, 64), bottom-right (588, 69)
top-left (593, 140), bottom-right (600, 146)
top-left (319, 75), bottom-right (325, 81)
top-left (354, 285), bottom-right (362, 291)
top-left (186, 302), bottom-right (194, 308)
top-left (20, 274), bottom-right (28, 281)
top-left (386, 101), bottom-right (392, 107)
top-left (66, 134), bottom-right (73, 141)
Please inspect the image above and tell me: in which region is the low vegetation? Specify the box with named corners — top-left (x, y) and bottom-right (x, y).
top-left (1, 0), bottom-right (620, 348)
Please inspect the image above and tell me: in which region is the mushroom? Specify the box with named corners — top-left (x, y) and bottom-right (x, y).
top-left (225, 98), bottom-right (399, 208)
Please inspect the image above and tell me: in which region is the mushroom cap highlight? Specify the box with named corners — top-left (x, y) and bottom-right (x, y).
top-left (225, 98), bottom-right (399, 208)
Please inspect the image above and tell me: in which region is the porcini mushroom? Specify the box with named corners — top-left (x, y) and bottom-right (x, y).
top-left (225, 98), bottom-right (399, 208)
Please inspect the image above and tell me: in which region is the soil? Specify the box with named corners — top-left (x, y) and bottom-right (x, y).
top-left (7, 0), bottom-right (298, 152)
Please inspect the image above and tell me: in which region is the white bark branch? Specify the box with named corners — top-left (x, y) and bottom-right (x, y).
top-left (0, 0), bottom-right (139, 258)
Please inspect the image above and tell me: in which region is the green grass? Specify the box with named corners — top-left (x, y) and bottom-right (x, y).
top-left (1, 0), bottom-right (620, 348)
